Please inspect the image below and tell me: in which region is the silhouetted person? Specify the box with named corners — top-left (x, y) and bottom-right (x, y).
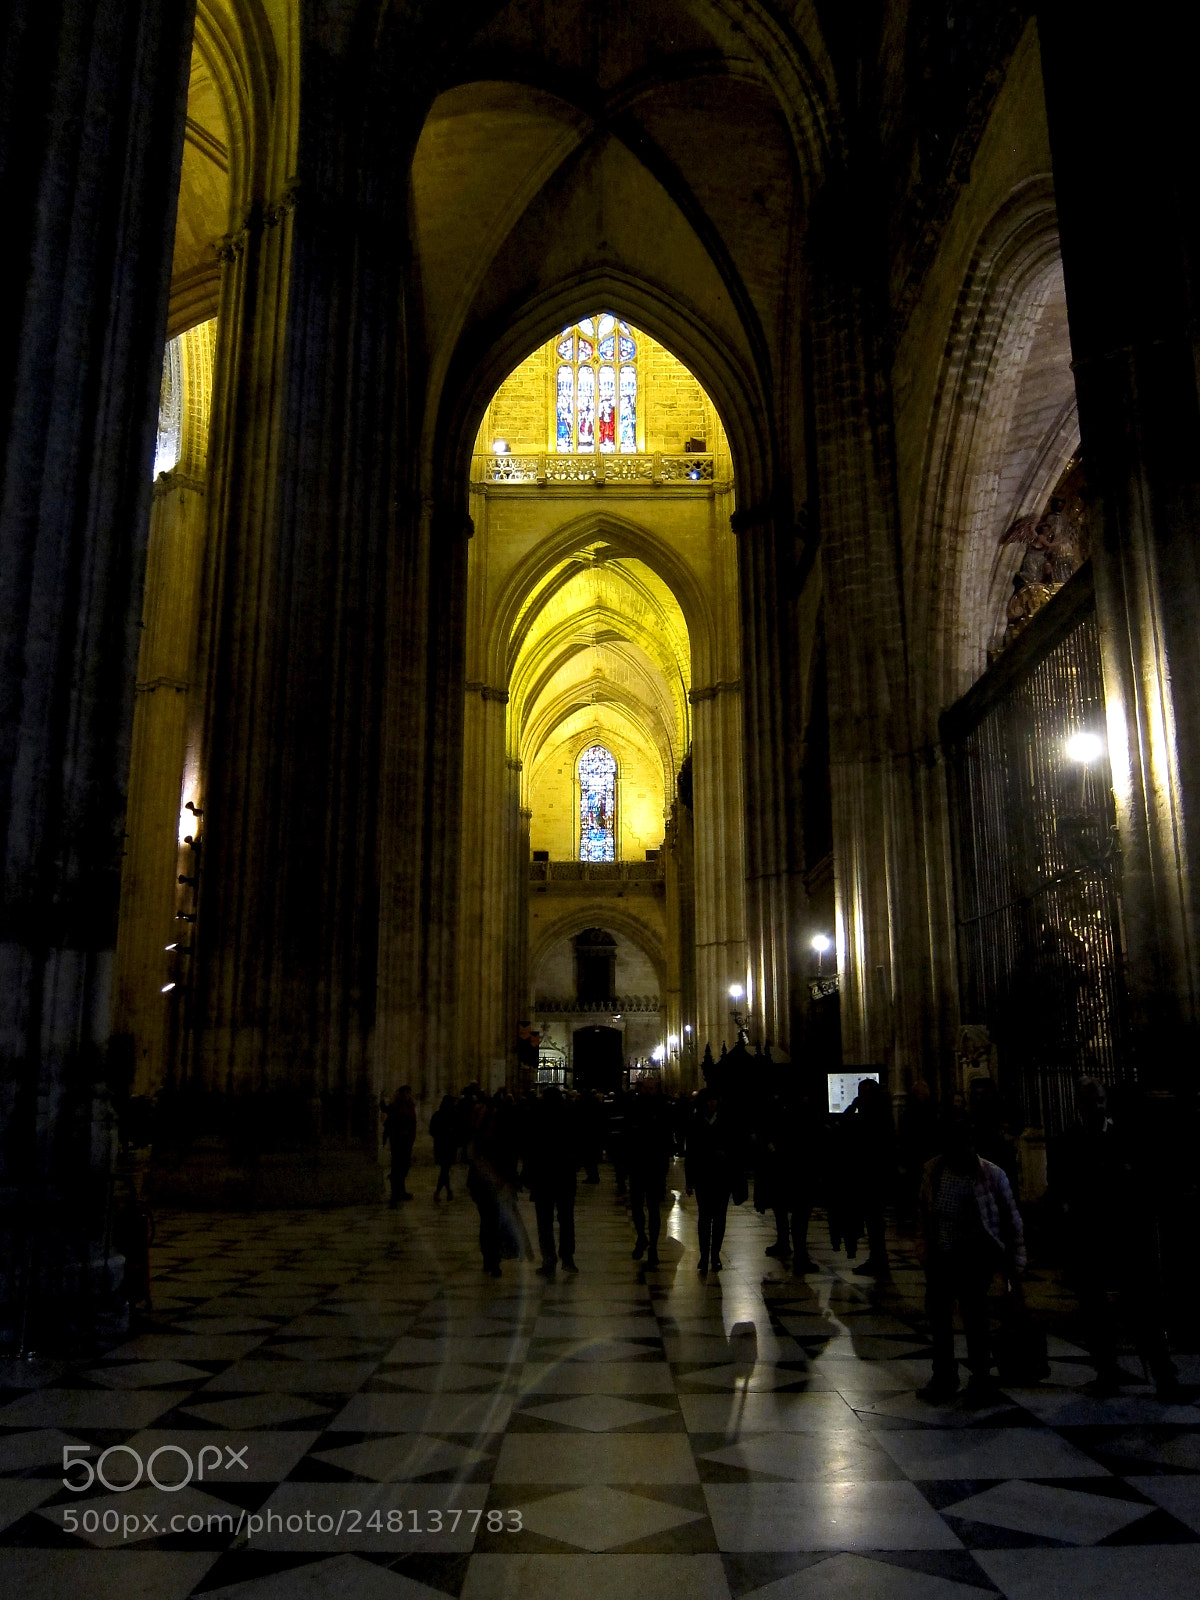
top-left (580, 1090), bottom-right (606, 1184)
top-left (770, 1088), bottom-right (825, 1273)
top-left (430, 1094), bottom-right (458, 1201)
top-left (845, 1076), bottom-right (896, 1275)
top-left (608, 1090), bottom-right (630, 1195)
top-left (1052, 1077), bottom-right (1183, 1400)
top-left (467, 1098), bottom-right (505, 1276)
top-left (969, 1076), bottom-right (1015, 1178)
top-left (826, 1109), bottom-right (862, 1260)
top-left (627, 1078), bottom-right (673, 1266)
top-left (382, 1086), bottom-right (417, 1206)
top-left (685, 1088), bottom-right (736, 1271)
top-left (897, 1078), bottom-right (940, 1220)
top-left (525, 1088), bottom-right (580, 1275)
top-left (917, 1111), bottom-right (1025, 1402)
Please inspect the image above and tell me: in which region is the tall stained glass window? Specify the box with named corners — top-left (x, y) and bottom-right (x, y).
top-left (555, 315), bottom-right (638, 453)
top-left (578, 745), bottom-right (617, 861)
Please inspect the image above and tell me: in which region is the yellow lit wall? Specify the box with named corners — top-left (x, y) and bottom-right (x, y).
top-left (527, 718), bottom-right (667, 861)
top-left (481, 323), bottom-right (731, 457)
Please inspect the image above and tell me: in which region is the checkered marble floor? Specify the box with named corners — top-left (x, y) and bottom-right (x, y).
top-left (2, 1175), bottom-right (1199, 1599)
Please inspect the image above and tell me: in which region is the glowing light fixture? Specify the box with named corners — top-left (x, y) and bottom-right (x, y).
top-left (161, 982), bottom-right (176, 994)
top-left (728, 983), bottom-right (744, 1000)
top-left (492, 438), bottom-right (510, 455)
top-left (651, 1044), bottom-right (666, 1063)
top-left (1066, 731), bottom-right (1105, 763)
top-left (811, 934), bottom-right (832, 953)
top-left (667, 1033), bottom-right (679, 1048)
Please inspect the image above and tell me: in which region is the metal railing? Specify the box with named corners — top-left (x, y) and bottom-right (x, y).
top-left (475, 452), bottom-right (719, 485)
top-left (530, 859), bottom-right (664, 882)
top-left (534, 995), bottom-right (662, 1014)
top-left (943, 569), bottom-right (1129, 1136)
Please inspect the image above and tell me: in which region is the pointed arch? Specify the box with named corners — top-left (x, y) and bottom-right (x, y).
top-left (487, 508), bottom-right (717, 688)
top-left (430, 272), bottom-right (771, 515)
top-left (913, 176), bottom-right (1073, 725)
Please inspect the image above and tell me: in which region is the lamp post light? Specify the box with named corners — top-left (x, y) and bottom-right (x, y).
top-left (1065, 731), bottom-right (1104, 764)
top-left (728, 983), bottom-right (749, 1044)
top-left (810, 932), bottom-right (832, 975)
top-left (1065, 729), bottom-right (1106, 811)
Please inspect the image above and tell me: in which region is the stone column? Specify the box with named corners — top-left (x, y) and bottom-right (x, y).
top-left (663, 812), bottom-right (684, 1077)
top-left (192, 54), bottom-right (446, 1154)
top-left (507, 805), bottom-right (533, 1089)
top-left (457, 683), bottom-right (511, 1087)
top-left (1039, 2), bottom-right (1200, 1063)
top-left (808, 202), bottom-right (932, 1094)
top-left (691, 684), bottom-right (749, 1051)
top-left (114, 321), bottom-right (217, 1099)
top-left (733, 512), bottom-right (805, 1053)
top-left (115, 468), bottom-right (206, 1097)
top-left (499, 772), bottom-right (528, 1092)
top-left (0, 0), bottom-right (194, 1317)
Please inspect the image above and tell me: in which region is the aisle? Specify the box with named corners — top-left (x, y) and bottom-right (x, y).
top-left (1, 1173), bottom-right (1199, 1599)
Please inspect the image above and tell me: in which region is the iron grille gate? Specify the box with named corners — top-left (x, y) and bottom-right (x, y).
top-left (942, 567), bottom-right (1129, 1136)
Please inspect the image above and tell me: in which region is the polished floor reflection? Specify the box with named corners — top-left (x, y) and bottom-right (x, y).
top-left (2, 1177), bottom-right (1199, 1599)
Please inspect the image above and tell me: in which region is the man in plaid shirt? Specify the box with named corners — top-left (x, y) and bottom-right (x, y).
top-left (917, 1111), bottom-right (1025, 1401)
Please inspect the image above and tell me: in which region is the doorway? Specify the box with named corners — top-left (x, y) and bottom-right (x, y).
top-left (572, 1025), bottom-right (624, 1093)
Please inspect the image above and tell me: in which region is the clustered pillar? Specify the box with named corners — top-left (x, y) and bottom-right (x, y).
top-left (1039, 0), bottom-right (1200, 1071)
top-left (0, 0), bottom-right (195, 1325)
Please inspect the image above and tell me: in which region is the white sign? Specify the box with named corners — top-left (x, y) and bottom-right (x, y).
top-left (827, 1071), bottom-right (880, 1114)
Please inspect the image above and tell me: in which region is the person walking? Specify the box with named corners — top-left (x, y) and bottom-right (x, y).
top-left (917, 1111), bottom-right (1025, 1402)
top-left (430, 1093), bottom-right (458, 1201)
top-left (773, 1088), bottom-right (825, 1273)
top-left (627, 1077), bottom-right (673, 1267)
top-left (607, 1089), bottom-right (630, 1196)
top-left (685, 1088), bottom-right (736, 1271)
top-left (524, 1088), bottom-right (581, 1276)
top-left (466, 1096), bottom-right (505, 1277)
top-left (382, 1086), bottom-right (417, 1206)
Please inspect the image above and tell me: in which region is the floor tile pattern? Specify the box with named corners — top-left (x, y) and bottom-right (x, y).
top-left (1, 1176), bottom-right (1199, 1597)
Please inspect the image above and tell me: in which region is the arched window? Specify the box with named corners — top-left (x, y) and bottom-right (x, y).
top-left (154, 335), bottom-right (184, 478)
top-left (556, 314), bottom-right (638, 454)
top-left (578, 745), bottom-right (617, 861)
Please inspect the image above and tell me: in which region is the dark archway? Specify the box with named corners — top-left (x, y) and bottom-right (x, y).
top-left (572, 1024), bottom-right (624, 1093)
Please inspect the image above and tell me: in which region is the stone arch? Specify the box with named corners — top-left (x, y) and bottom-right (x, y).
top-left (487, 508), bottom-right (717, 690)
top-left (430, 272), bottom-right (773, 515)
top-left (914, 176), bottom-right (1074, 723)
top-left (529, 903), bottom-right (668, 996)
top-left (169, 0), bottom-right (282, 336)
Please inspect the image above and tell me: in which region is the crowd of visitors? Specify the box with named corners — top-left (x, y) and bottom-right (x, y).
top-left (377, 1054), bottom-right (1192, 1404)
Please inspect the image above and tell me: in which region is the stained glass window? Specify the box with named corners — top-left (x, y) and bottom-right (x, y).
top-left (556, 365), bottom-right (574, 449)
top-left (554, 314), bottom-right (638, 453)
top-left (578, 745), bottom-right (617, 862)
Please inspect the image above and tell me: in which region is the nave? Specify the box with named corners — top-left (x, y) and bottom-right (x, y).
top-left (2, 1178), bottom-right (1199, 1599)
